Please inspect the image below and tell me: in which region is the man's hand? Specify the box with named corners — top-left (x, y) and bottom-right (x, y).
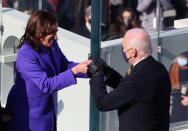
top-left (181, 95), bottom-right (188, 106)
top-left (87, 56), bottom-right (105, 77)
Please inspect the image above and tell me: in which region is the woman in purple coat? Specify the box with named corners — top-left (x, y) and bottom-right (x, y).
top-left (5, 10), bottom-right (91, 131)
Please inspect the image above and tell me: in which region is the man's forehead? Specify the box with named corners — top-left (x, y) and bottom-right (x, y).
top-left (123, 34), bottom-right (130, 43)
top-left (123, 37), bottom-right (128, 47)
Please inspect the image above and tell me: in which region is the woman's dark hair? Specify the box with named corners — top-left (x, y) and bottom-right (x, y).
top-left (18, 9), bottom-right (58, 52)
top-left (118, 8), bottom-right (140, 34)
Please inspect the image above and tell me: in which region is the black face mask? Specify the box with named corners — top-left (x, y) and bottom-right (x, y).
top-left (121, 47), bottom-right (132, 63)
top-left (121, 47), bottom-right (129, 63)
top-left (88, 19), bottom-right (91, 25)
top-left (48, 37), bottom-right (57, 44)
top-left (123, 18), bottom-right (131, 26)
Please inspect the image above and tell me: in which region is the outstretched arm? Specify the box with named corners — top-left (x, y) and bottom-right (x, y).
top-left (90, 74), bottom-right (136, 111)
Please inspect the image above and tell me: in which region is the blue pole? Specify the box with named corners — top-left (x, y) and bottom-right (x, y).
top-left (90, 0), bottom-right (101, 57)
top-left (90, 0), bottom-right (101, 131)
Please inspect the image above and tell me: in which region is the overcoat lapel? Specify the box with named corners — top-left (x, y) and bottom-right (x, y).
top-left (50, 46), bottom-right (61, 74)
top-left (39, 51), bottom-right (57, 75)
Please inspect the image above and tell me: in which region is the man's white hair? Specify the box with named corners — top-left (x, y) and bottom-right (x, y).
top-left (126, 28), bottom-right (153, 57)
top-left (85, 5), bottom-right (91, 17)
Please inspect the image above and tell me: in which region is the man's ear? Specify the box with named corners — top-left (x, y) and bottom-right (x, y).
top-left (132, 48), bottom-right (137, 57)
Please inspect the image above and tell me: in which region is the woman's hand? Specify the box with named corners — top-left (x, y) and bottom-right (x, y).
top-left (72, 60), bottom-right (92, 75)
top-left (181, 95), bottom-right (188, 106)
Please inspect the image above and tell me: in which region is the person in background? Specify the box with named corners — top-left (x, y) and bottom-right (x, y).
top-left (76, 5), bottom-right (91, 39)
top-left (169, 51), bottom-right (188, 107)
top-left (73, 0), bottom-right (90, 32)
top-left (123, 0), bottom-right (139, 19)
top-left (6, 0), bottom-right (37, 15)
top-left (169, 51), bottom-right (188, 122)
top-left (170, 51), bottom-right (188, 92)
top-left (75, 5), bottom-right (109, 41)
top-left (137, 0), bottom-right (172, 33)
top-left (42, 0), bottom-right (75, 30)
top-left (88, 28), bottom-right (171, 131)
top-left (108, 8), bottom-right (140, 40)
top-left (5, 10), bottom-right (91, 131)
top-left (110, 0), bottom-right (123, 24)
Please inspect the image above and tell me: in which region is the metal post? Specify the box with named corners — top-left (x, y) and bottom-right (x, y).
top-left (156, 0), bottom-right (161, 59)
top-left (90, 1), bottom-right (101, 57)
top-left (38, 0), bottom-right (42, 10)
top-left (0, 0), bottom-right (2, 100)
top-left (90, 0), bottom-right (101, 131)
top-left (156, 0), bottom-right (160, 40)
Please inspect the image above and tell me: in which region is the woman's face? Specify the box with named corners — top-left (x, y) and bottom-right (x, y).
top-left (40, 24), bottom-right (58, 47)
top-left (40, 33), bottom-right (57, 47)
top-left (122, 11), bottom-right (132, 19)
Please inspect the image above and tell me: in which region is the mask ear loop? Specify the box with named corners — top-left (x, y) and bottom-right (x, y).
top-left (121, 47), bottom-right (133, 63)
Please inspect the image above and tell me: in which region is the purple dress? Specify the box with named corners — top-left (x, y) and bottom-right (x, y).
top-left (5, 41), bottom-right (88, 131)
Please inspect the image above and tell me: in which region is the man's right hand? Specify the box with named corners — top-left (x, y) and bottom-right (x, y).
top-left (181, 95), bottom-right (188, 106)
top-left (87, 56), bottom-right (105, 77)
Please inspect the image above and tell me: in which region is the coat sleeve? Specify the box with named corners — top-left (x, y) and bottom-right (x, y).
top-left (104, 68), bottom-right (123, 88)
top-left (58, 45), bottom-right (88, 78)
top-left (90, 74), bottom-right (136, 111)
top-left (17, 51), bottom-right (77, 94)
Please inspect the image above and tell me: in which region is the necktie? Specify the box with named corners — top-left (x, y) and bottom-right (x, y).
top-left (126, 65), bottom-right (133, 76)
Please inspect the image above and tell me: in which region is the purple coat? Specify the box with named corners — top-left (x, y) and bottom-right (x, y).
top-left (5, 41), bottom-right (88, 131)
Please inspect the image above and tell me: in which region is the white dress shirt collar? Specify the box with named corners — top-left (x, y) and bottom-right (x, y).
top-left (133, 56), bottom-right (149, 67)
